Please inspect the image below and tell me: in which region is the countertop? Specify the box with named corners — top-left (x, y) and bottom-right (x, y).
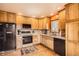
top-left (16, 33), bottom-right (65, 40)
top-left (41, 34), bottom-right (65, 40)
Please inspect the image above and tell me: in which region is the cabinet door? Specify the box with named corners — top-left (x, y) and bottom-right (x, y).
top-left (75, 43), bottom-right (79, 56)
top-left (32, 18), bottom-right (39, 29)
top-left (66, 22), bottom-right (74, 41)
top-left (43, 18), bottom-right (48, 29)
top-left (7, 12), bottom-right (16, 23)
top-left (67, 41), bottom-right (76, 56)
top-left (16, 15), bottom-right (23, 25)
top-left (66, 21), bottom-right (79, 42)
top-left (66, 21), bottom-right (79, 56)
top-left (23, 17), bottom-right (32, 24)
top-left (33, 35), bottom-right (39, 43)
top-left (38, 19), bottom-right (43, 29)
top-left (41, 36), bottom-right (47, 46)
top-left (73, 21), bottom-right (79, 43)
top-left (16, 37), bottom-right (22, 49)
top-left (0, 11), bottom-right (7, 22)
top-left (66, 4), bottom-right (79, 21)
top-left (58, 10), bottom-right (65, 30)
top-left (46, 37), bottom-right (53, 50)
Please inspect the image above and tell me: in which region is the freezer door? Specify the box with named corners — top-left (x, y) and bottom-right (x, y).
top-left (4, 24), bottom-right (16, 51)
top-left (0, 23), bottom-right (6, 51)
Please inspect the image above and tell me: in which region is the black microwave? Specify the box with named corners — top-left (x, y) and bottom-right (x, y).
top-left (22, 24), bottom-right (31, 29)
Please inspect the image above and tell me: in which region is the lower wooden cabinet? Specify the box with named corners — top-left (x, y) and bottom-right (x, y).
top-left (41, 35), bottom-right (54, 50)
top-left (66, 41), bottom-right (76, 56)
top-left (16, 36), bottom-right (22, 49)
top-left (41, 36), bottom-right (47, 45)
top-left (46, 37), bottom-right (54, 50)
top-left (66, 41), bottom-right (79, 56)
top-left (33, 35), bottom-right (40, 44)
top-left (75, 44), bottom-right (79, 56)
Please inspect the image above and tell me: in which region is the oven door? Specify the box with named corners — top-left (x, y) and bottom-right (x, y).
top-left (23, 36), bottom-right (32, 44)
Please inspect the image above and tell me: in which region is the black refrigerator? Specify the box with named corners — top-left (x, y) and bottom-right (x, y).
top-left (0, 23), bottom-right (16, 51)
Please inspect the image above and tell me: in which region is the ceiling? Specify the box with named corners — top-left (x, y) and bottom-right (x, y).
top-left (0, 3), bottom-right (66, 18)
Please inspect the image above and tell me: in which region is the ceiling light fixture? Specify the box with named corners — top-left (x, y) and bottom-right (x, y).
top-left (17, 13), bottom-right (22, 15)
top-left (50, 13), bottom-right (54, 16)
top-left (41, 16), bottom-right (44, 18)
top-left (32, 16), bottom-right (36, 18)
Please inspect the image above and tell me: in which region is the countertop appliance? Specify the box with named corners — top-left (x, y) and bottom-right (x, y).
top-left (54, 38), bottom-right (65, 56)
top-left (0, 23), bottom-right (16, 52)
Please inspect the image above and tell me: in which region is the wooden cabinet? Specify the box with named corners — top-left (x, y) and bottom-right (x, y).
top-left (66, 21), bottom-right (79, 56)
top-left (58, 10), bottom-right (65, 30)
top-left (38, 18), bottom-right (49, 29)
top-left (67, 42), bottom-right (79, 56)
top-left (41, 35), bottom-right (47, 45)
top-left (41, 35), bottom-right (54, 50)
top-left (75, 44), bottom-right (79, 56)
top-left (66, 41), bottom-right (76, 56)
top-left (16, 15), bottom-right (23, 25)
top-left (16, 36), bottom-right (22, 49)
top-left (0, 11), bottom-right (7, 22)
top-left (65, 3), bottom-right (79, 22)
top-left (51, 15), bottom-right (58, 21)
top-left (7, 12), bottom-right (16, 23)
top-left (42, 18), bottom-right (49, 29)
top-left (66, 21), bottom-right (79, 42)
top-left (32, 17), bottom-right (50, 30)
top-left (32, 18), bottom-right (39, 29)
top-left (33, 35), bottom-right (41, 44)
top-left (0, 10), bottom-right (16, 23)
top-left (46, 37), bottom-right (54, 50)
top-left (23, 17), bottom-right (32, 24)
top-left (38, 19), bottom-right (43, 29)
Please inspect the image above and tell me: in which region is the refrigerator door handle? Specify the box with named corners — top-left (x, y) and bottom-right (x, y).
top-left (6, 32), bottom-right (13, 34)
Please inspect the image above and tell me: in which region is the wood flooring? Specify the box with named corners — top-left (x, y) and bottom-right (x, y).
top-left (0, 44), bottom-right (59, 56)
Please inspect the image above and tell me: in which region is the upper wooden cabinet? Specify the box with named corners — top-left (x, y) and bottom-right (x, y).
top-left (22, 16), bottom-right (32, 24)
top-left (38, 19), bottom-right (43, 29)
top-left (58, 10), bottom-right (65, 30)
top-left (65, 3), bottom-right (79, 22)
top-left (32, 17), bottom-right (50, 30)
top-left (0, 10), bottom-right (7, 22)
top-left (42, 18), bottom-right (49, 29)
top-left (16, 15), bottom-right (32, 25)
top-left (7, 12), bottom-right (16, 23)
top-left (38, 18), bottom-right (50, 30)
top-left (0, 10), bottom-right (16, 23)
top-left (51, 15), bottom-right (58, 21)
top-left (32, 18), bottom-right (39, 29)
top-left (16, 15), bottom-right (23, 25)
